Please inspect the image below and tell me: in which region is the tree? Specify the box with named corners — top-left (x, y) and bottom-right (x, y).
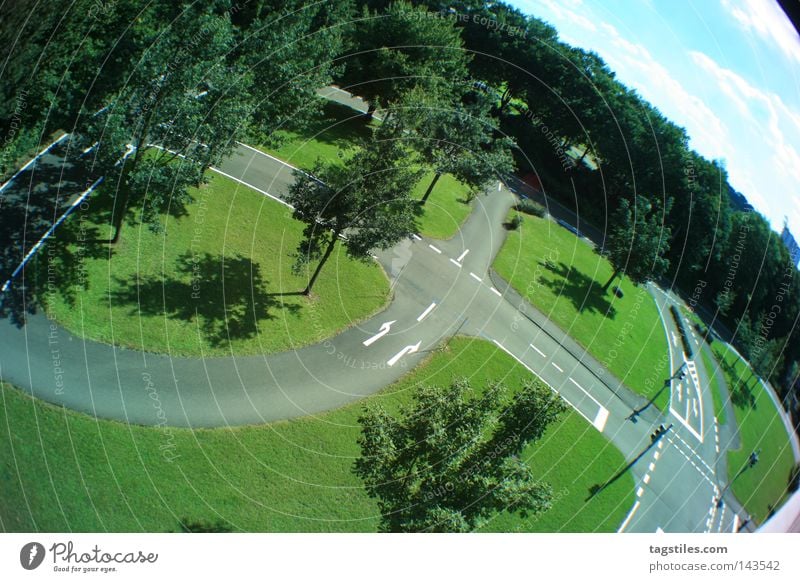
top-left (286, 126), bottom-right (421, 295)
top-left (79, 2), bottom-right (252, 243)
top-left (336, 1), bottom-right (470, 118)
top-left (395, 88), bottom-right (514, 204)
top-left (354, 377), bottom-right (566, 532)
top-left (601, 196), bottom-right (672, 292)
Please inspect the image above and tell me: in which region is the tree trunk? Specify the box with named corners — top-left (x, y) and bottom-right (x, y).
top-left (602, 268), bottom-right (620, 292)
top-left (110, 186), bottom-right (131, 244)
top-left (303, 233), bottom-right (338, 295)
top-left (419, 172), bottom-right (442, 206)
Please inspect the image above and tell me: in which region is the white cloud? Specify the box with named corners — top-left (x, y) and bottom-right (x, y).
top-left (721, 0), bottom-right (800, 64)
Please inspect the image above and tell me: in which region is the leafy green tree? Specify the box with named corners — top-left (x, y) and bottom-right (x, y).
top-left (79, 2), bottom-right (252, 243)
top-left (337, 1), bottom-right (470, 118)
top-left (287, 126), bottom-right (421, 295)
top-left (395, 89), bottom-right (514, 204)
top-left (232, 0), bottom-right (352, 139)
top-left (601, 197), bottom-right (672, 292)
top-left (354, 377), bottom-right (566, 532)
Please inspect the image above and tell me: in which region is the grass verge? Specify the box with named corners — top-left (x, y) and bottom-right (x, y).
top-left (710, 341), bottom-right (796, 523)
top-left (41, 173), bottom-right (389, 356)
top-left (262, 100), bottom-right (473, 240)
top-left (494, 211), bottom-right (670, 408)
top-left (0, 338), bottom-right (633, 532)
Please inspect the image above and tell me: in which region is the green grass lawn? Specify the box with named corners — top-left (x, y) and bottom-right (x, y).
top-left (262, 100), bottom-right (473, 240)
top-left (40, 173), bottom-right (389, 356)
top-left (412, 172), bottom-right (473, 240)
top-left (0, 338), bottom-right (633, 532)
top-left (709, 341), bottom-right (796, 524)
top-left (699, 346), bottom-right (727, 425)
top-left (494, 212), bottom-right (670, 408)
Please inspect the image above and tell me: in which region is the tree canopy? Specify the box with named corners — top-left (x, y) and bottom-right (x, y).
top-left (354, 377), bottom-right (566, 532)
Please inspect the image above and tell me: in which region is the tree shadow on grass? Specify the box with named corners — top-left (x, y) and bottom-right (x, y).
top-left (111, 252), bottom-right (299, 347)
top-left (718, 354), bottom-right (757, 410)
top-left (539, 261), bottom-right (618, 319)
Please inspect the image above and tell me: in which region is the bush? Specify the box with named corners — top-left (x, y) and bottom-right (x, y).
top-left (506, 214), bottom-right (522, 230)
top-left (515, 198), bottom-right (546, 217)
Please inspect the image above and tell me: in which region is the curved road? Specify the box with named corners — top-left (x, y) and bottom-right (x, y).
top-left (0, 91), bottom-right (749, 533)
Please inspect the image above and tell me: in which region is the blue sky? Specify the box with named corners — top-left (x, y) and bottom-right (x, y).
top-left (509, 0), bottom-right (800, 236)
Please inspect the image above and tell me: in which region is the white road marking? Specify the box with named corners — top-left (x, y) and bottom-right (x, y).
top-left (411, 234), bottom-right (422, 241)
top-left (551, 362), bottom-right (563, 372)
top-left (2, 177), bottom-right (105, 292)
top-left (428, 244), bottom-right (442, 254)
top-left (593, 407), bottom-right (609, 432)
top-left (470, 272), bottom-right (482, 282)
top-left (490, 287), bottom-right (502, 297)
top-left (0, 133), bottom-right (68, 193)
top-left (362, 320), bottom-right (396, 347)
top-left (497, 181), bottom-right (502, 191)
top-left (656, 527), bottom-right (664, 533)
top-left (210, 167), bottom-right (293, 208)
top-left (416, 302), bottom-right (436, 322)
top-left (492, 340), bottom-right (608, 431)
top-left (636, 487), bottom-right (644, 497)
top-left (692, 399), bottom-right (699, 417)
top-left (654, 452), bottom-right (660, 460)
top-left (643, 474), bottom-right (651, 484)
top-left (235, 140), bottom-right (302, 172)
top-left (658, 441), bottom-right (663, 449)
top-left (530, 344), bottom-right (546, 357)
top-left (618, 501), bottom-right (641, 533)
top-left (449, 258), bottom-right (462, 268)
top-left (732, 514), bottom-right (740, 533)
top-left (456, 249), bottom-right (470, 262)
top-left (387, 341), bottom-right (421, 367)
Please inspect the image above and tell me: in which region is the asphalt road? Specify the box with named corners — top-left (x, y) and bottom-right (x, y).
top-left (0, 90), bottom-right (751, 533)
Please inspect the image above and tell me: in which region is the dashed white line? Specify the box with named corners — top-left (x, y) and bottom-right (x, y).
top-left (470, 272), bottom-right (482, 282)
top-left (654, 452), bottom-right (660, 460)
top-left (551, 362), bottom-right (563, 373)
top-left (449, 258), bottom-right (462, 268)
top-left (649, 462), bottom-right (656, 471)
top-left (636, 487), bottom-right (644, 497)
top-left (490, 287), bottom-right (502, 297)
top-left (416, 302), bottom-right (437, 322)
top-left (643, 474), bottom-right (651, 484)
top-left (428, 244), bottom-right (442, 254)
top-left (456, 249), bottom-right (470, 262)
top-left (411, 234), bottom-right (422, 241)
top-left (530, 344), bottom-right (546, 357)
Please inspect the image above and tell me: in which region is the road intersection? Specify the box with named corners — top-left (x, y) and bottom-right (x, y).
top-left (0, 95), bottom-right (750, 533)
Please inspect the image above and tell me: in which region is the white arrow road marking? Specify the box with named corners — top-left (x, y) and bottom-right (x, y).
top-left (671, 331), bottom-right (679, 348)
top-left (456, 249), bottom-right (469, 262)
top-left (416, 302), bottom-right (436, 322)
top-left (362, 320), bottom-right (396, 347)
top-left (693, 398), bottom-right (699, 418)
top-left (387, 341), bottom-right (422, 367)
top-left (428, 244), bottom-right (442, 254)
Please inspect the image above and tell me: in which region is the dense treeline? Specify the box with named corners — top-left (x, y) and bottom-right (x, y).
top-left (343, 0), bottom-right (800, 425)
top-left (1, 0), bottom-right (798, 425)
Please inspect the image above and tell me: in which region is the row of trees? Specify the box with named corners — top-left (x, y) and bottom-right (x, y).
top-left (339, 0), bottom-right (800, 425)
